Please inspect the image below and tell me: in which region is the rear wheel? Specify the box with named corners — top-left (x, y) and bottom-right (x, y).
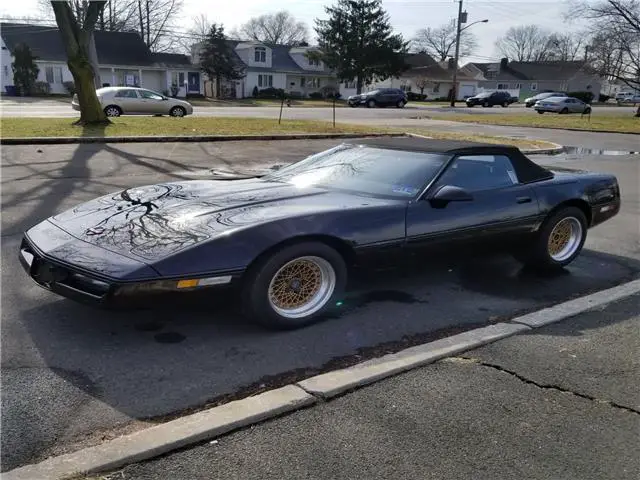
top-left (104, 105), bottom-right (122, 117)
top-left (396, 99), bottom-right (406, 108)
top-left (513, 206), bottom-right (587, 270)
top-left (537, 110), bottom-right (545, 114)
top-left (560, 107), bottom-right (569, 114)
top-left (242, 242), bottom-right (347, 329)
top-left (584, 107), bottom-right (592, 114)
top-left (170, 106), bottom-right (186, 117)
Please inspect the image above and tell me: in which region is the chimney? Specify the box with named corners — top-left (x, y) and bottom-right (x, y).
top-left (500, 57), bottom-right (508, 70)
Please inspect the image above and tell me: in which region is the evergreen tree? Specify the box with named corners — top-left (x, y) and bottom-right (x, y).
top-left (314, 0), bottom-right (408, 93)
top-left (200, 24), bottom-right (245, 98)
top-left (11, 43), bottom-right (40, 96)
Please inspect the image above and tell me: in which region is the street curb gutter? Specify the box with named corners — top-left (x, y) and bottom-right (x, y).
top-left (3, 386), bottom-right (315, 480)
top-left (405, 132), bottom-right (564, 155)
top-left (6, 278), bottom-right (639, 479)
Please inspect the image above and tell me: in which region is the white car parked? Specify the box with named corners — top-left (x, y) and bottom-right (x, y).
top-left (72, 86), bottom-right (194, 117)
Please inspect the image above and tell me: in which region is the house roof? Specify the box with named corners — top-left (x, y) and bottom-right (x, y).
top-left (0, 22), bottom-right (153, 66)
top-left (151, 52), bottom-right (192, 68)
top-left (224, 40), bottom-right (333, 74)
top-left (406, 64), bottom-right (475, 82)
top-left (507, 61), bottom-right (596, 80)
top-left (469, 62), bottom-right (529, 81)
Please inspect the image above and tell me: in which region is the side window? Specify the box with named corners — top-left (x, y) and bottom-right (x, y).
top-left (435, 155), bottom-right (519, 192)
top-left (115, 89), bottom-right (138, 98)
top-left (140, 90), bottom-right (164, 100)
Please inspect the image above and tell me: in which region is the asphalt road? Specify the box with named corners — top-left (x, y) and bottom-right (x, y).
top-left (1, 130), bottom-right (639, 472)
top-left (112, 295), bottom-right (640, 480)
top-left (0, 99), bottom-right (635, 119)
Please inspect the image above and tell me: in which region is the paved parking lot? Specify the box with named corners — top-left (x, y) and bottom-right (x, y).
top-left (1, 133), bottom-right (639, 472)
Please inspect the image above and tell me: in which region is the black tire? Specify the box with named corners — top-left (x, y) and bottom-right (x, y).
top-left (537, 110), bottom-right (545, 114)
top-left (104, 105), bottom-right (122, 117)
top-left (242, 242), bottom-right (348, 329)
top-left (560, 107), bottom-right (569, 114)
top-left (513, 206), bottom-right (587, 270)
top-left (482, 101), bottom-right (489, 107)
top-left (366, 99), bottom-right (376, 108)
top-left (170, 106), bottom-right (186, 117)
top-left (349, 103), bottom-right (357, 108)
top-left (396, 99), bottom-right (405, 108)
top-left (502, 102), bottom-right (508, 107)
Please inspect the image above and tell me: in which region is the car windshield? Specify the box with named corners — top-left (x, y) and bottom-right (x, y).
top-left (476, 92), bottom-right (491, 98)
top-left (261, 145), bottom-right (450, 199)
top-left (366, 90), bottom-right (380, 95)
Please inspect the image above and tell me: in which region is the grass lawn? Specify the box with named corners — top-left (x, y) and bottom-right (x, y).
top-left (1, 117), bottom-right (384, 138)
top-left (434, 113), bottom-right (640, 134)
top-left (1, 116), bottom-right (557, 151)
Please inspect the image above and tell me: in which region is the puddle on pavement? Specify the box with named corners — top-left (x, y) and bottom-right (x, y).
top-left (558, 146), bottom-right (640, 156)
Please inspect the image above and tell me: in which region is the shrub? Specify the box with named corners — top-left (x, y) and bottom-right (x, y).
top-left (257, 87), bottom-right (285, 98)
top-left (568, 91), bottom-right (594, 103)
top-left (308, 91), bottom-right (324, 99)
top-left (252, 86), bottom-right (259, 97)
top-left (33, 81), bottom-right (51, 95)
top-left (598, 94), bottom-right (611, 103)
top-left (11, 43), bottom-right (39, 96)
top-left (63, 81), bottom-right (75, 96)
top-left (407, 92), bottom-right (427, 101)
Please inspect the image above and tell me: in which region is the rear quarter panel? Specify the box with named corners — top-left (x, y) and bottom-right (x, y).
top-left (531, 170), bottom-right (620, 228)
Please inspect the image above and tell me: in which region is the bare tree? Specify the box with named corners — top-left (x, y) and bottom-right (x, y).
top-left (546, 32), bottom-right (586, 61)
top-left (51, 1), bottom-right (108, 124)
top-left (412, 19), bottom-right (477, 61)
top-left (238, 10), bottom-right (308, 45)
top-left (568, 0), bottom-right (639, 99)
top-left (175, 13), bottom-right (212, 54)
top-left (495, 25), bottom-right (553, 62)
top-left (39, 0), bottom-right (136, 31)
top-left (135, 0), bottom-right (184, 52)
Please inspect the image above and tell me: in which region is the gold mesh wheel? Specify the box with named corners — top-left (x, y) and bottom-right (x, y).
top-left (268, 256), bottom-right (336, 319)
top-left (547, 216), bottom-right (583, 262)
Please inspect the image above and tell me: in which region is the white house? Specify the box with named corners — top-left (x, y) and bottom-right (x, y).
top-left (191, 40), bottom-right (339, 99)
top-left (0, 22), bottom-right (204, 97)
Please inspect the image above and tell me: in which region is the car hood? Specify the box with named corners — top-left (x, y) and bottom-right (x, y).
top-left (46, 179), bottom-right (391, 262)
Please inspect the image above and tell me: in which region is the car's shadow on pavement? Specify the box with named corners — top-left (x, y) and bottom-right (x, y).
top-left (5, 248), bottom-right (639, 470)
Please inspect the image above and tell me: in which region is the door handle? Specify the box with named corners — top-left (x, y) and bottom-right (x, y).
top-left (516, 196), bottom-right (532, 204)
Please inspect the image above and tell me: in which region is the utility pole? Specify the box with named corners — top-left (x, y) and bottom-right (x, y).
top-left (450, 0), bottom-right (464, 107)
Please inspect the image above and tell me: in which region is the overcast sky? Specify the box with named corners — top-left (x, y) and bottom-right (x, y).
top-left (0, 0), bottom-right (585, 63)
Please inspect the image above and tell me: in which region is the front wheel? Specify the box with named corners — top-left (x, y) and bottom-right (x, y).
top-left (513, 207), bottom-right (587, 270)
top-left (537, 110), bottom-right (544, 114)
top-left (366, 99), bottom-right (376, 108)
top-left (170, 106), bottom-right (186, 117)
top-left (104, 105), bottom-right (122, 117)
top-left (242, 242), bottom-right (347, 329)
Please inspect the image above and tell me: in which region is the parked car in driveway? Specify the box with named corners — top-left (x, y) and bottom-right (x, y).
top-left (72, 86), bottom-right (194, 117)
top-left (524, 91), bottom-right (567, 107)
top-left (465, 91), bottom-right (517, 107)
top-left (19, 137), bottom-right (620, 330)
top-left (534, 96), bottom-right (591, 114)
top-left (615, 91), bottom-right (640, 104)
top-left (347, 88), bottom-right (408, 108)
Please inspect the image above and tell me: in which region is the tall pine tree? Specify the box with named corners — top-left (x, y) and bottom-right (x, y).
top-left (200, 24), bottom-right (245, 98)
top-left (314, 0), bottom-right (408, 93)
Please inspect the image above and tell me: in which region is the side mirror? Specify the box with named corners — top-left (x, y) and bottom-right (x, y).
top-left (428, 185), bottom-right (473, 208)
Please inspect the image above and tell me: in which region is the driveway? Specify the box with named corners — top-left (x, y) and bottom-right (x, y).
top-left (1, 132), bottom-right (639, 472)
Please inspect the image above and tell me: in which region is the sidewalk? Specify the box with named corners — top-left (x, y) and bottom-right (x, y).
top-left (94, 294), bottom-right (639, 480)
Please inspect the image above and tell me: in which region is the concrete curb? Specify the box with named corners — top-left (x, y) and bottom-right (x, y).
top-left (0, 132), bottom-right (398, 145)
top-left (3, 385), bottom-right (316, 480)
top-left (6, 278), bottom-right (639, 479)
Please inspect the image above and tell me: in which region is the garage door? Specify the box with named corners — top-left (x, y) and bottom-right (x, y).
top-left (141, 71), bottom-right (164, 93)
top-left (459, 84), bottom-right (476, 99)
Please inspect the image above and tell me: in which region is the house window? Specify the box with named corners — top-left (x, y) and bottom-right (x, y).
top-left (497, 83), bottom-right (509, 90)
top-left (171, 71), bottom-right (185, 86)
top-left (514, 83), bottom-right (522, 89)
top-left (254, 47), bottom-right (266, 63)
top-left (344, 80), bottom-right (356, 89)
top-left (308, 57), bottom-right (320, 67)
top-left (300, 77), bottom-right (306, 87)
top-left (531, 82), bottom-right (538, 91)
top-left (258, 74), bottom-right (272, 87)
top-left (310, 77), bottom-right (321, 88)
top-left (3, 65), bottom-right (8, 77)
top-left (485, 71), bottom-right (497, 79)
top-left (45, 66), bottom-right (63, 84)
top-left (433, 83), bottom-right (440, 93)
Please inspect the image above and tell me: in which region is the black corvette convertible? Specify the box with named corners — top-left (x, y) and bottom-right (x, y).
top-left (20, 137), bottom-right (620, 329)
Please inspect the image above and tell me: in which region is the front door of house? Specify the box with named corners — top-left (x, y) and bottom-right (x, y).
top-left (187, 72), bottom-right (200, 93)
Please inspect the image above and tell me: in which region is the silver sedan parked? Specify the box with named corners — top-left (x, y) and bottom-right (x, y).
top-left (72, 86), bottom-right (194, 117)
top-left (534, 96), bottom-right (592, 114)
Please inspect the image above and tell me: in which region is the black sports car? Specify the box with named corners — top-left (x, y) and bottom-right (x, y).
top-left (20, 137), bottom-right (620, 329)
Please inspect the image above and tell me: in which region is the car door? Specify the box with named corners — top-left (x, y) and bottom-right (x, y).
top-left (138, 89), bottom-right (167, 114)
top-left (405, 153), bottom-right (541, 250)
top-left (113, 88), bottom-right (141, 113)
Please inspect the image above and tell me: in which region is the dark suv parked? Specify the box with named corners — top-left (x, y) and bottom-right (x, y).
top-left (465, 91), bottom-right (517, 107)
top-left (348, 88), bottom-right (408, 108)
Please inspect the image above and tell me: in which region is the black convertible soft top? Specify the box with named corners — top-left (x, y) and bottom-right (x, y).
top-left (344, 136), bottom-right (554, 184)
